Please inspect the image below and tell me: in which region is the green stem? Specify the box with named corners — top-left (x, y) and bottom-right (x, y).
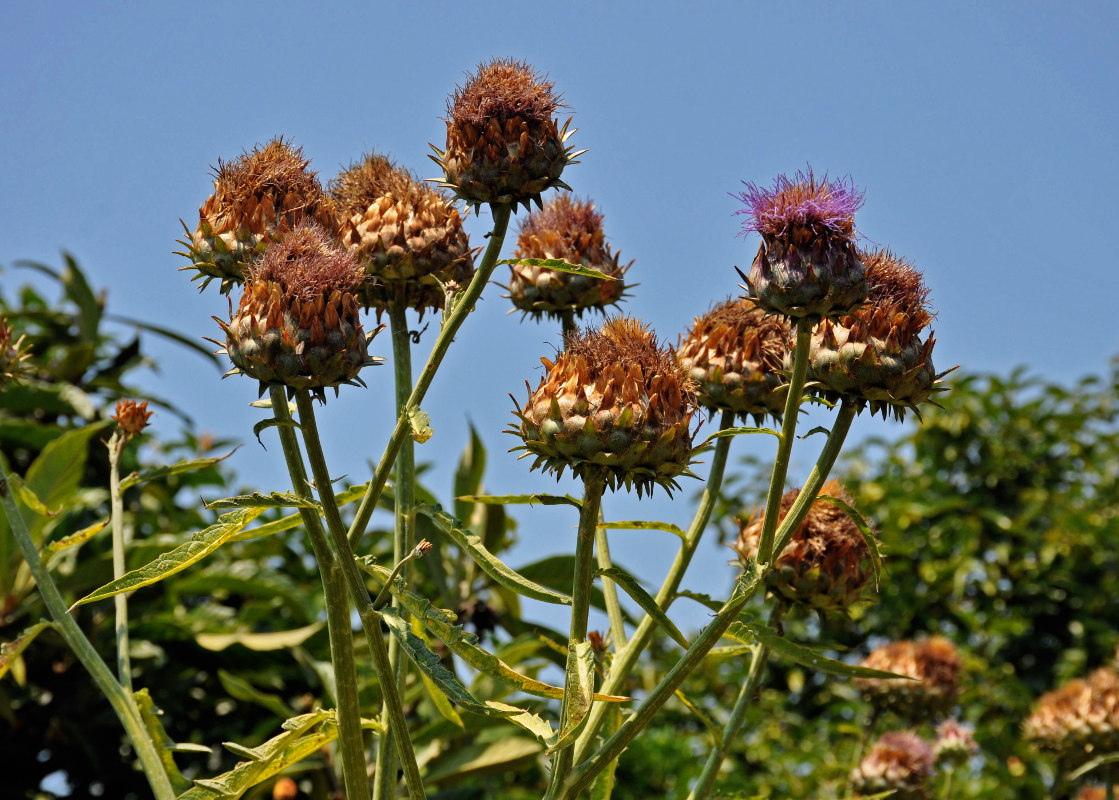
top-left (687, 603), bottom-right (784, 800)
top-left (0, 462), bottom-right (176, 800)
top-left (289, 390), bottom-right (426, 800)
top-left (274, 388), bottom-right (370, 800)
top-left (546, 471), bottom-right (607, 800)
top-left (756, 317), bottom-right (812, 565)
top-left (573, 409), bottom-right (735, 763)
top-left (107, 432), bottom-right (132, 692)
top-left (348, 203), bottom-right (512, 549)
top-left (559, 309), bottom-right (577, 340)
top-left (595, 519), bottom-right (628, 651)
top-left (940, 765), bottom-right (955, 800)
top-left (770, 399), bottom-right (857, 559)
top-left (560, 570), bottom-right (763, 800)
top-left (374, 295), bottom-right (417, 800)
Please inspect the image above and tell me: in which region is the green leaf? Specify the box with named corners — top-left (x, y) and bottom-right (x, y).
top-left (418, 664), bottom-right (465, 729)
top-left (134, 688), bottom-right (194, 794)
top-left (178, 711), bottom-right (335, 799)
top-left (817, 493), bottom-right (883, 587)
top-left (195, 622), bottom-right (323, 652)
top-left (118, 450), bottom-right (237, 491)
top-left (597, 519), bottom-right (685, 541)
top-left (422, 737), bottom-right (542, 784)
top-left (736, 621), bottom-right (917, 681)
top-left (105, 313), bottom-right (222, 367)
top-left (702, 426), bottom-right (781, 446)
top-left (453, 424), bottom-right (487, 522)
top-left (217, 669), bottom-right (292, 718)
top-left (486, 700), bottom-right (557, 746)
top-left (416, 504), bottom-right (572, 605)
top-left (674, 688), bottom-right (720, 739)
top-left (22, 421), bottom-right (111, 545)
top-left (496, 257), bottom-right (618, 280)
top-left (6, 473), bottom-right (59, 517)
top-left (672, 590), bottom-right (723, 613)
top-left (45, 519), bottom-right (108, 556)
top-left (595, 567), bottom-right (689, 649)
top-left (457, 493), bottom-right (582, 509)
top-left (0, 620), bottom-right (55, 682)
top-left (204, 491), bottom-right (320, 510)
top-left (548, 641), bottom-right (595, 753)
top-left (73, 508), bottom-right (265, 605)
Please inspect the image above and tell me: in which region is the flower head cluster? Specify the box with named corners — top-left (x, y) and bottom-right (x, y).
top-left (1024, 667), bottom-right (1119, 768)
top-left (857, 636), bottom-right (962, 719)
top-left (849, 730), bottom-right (936, 800)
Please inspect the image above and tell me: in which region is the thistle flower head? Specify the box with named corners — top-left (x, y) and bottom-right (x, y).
top-left (857, 636), bottom-right (963, 719)
top-left (248, 222), bottom-right (364, 301)
top-left (1024, 667), bottom-right (1119, 768)
top-left (511, 316), bottom-right (698, 497)
top-left (734, 168), bottom-right (864, 246)
top-left (508, 195), bottom-right (630, 320)
top-left (435, 59), bottom-right (580, 211)
top-left (331, 152), bottom-right (474, 319)
top-left (934, 718), bottom-right (978, 765)
top-left (676, 297), bottom-right (792, 424)
top-left (733, 480), bottom-right (874, 614)
top-left (111, 399), bottom-right (153, 438)
top-left (850, 730), bottom-right (936, 800)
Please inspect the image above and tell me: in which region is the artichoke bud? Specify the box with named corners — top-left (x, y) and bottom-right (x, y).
top-left (677, 297), bottom-right (792, 424)
top-left (433, 59), bottom-right (582, 212)
top-left (331, 152), bottom-right (476, 321)
top-left (510, 316), bottom-right (697, 497)
top-left (732, 480), bottom-right (874, 615)
top-left (216, 222), bottom-right (381, 399)
top-left (180, 138), bottom-right (338, 294)
top-left (507, 195), bottom-right (630, 320)
top-left (856, 637), bottom-right (962, 721)
top-left (849, 731), bottom-right (936, 800)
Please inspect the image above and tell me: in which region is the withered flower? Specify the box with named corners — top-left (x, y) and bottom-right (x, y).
top-left (511, 316), bottom-right (697, 497)
top-left (676, 297), bottom-right (792, 425)
top-left (732, 480), bottom-right (873, 615)
top-left (849, 730), bottom-right (936, 800)
top-left (433, 59), bottom-right (582, 211)
top-left (734, 168), bottom-right (867, 320)
top-left (214, 222), bottom-right (380, 399)
top-left (331, 153), bottom-right (475, 319)
top-left (111, 399), bottom-right (153, 438)
top-left (857, 636), bottom-right (963, 719)
top-left (1024, 667), bottom-right (1119, 769)
top-left (180, 138), bottom-right (338, 293)
top-left (507, 195), bottom-right (629, 320)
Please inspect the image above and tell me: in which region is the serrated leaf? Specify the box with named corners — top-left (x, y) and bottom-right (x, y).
top-left (118, 450), bottom-right (237, 491)
top-left (416, 504), bottom-right (572, 605)
top-left (702, 426), bottom-right (781, 446)
top-left (548, 641), bottom-right (595, 753)
top-left (408, 406), bottom-right (433, 443)
top-left (817, 493), bottom-right (883, 587)
top-left (738, 621), bottom-right (916, 680)
top-left (705, 645), bottom-right (755, 660)
top-left (457, 493), bottom-right (581, 509)
top-left (195, 622), bottom-right (322, 652)
top-left (597, 519), bottom-right (685, 540)
top-left (418, 664), bottom-right (465, 729)
top-left (486, 701), bottom-right (557, 746)
top-left (73, 508), bottom-right (265, 605)
top-left (134, 688), bottom-right (193, 793)
top-left (204, 491), bottom-right (320, 510)
top-left (673, 590), bottom-right (723, 613)
top-left (45, 519), bottom-right (108, 556)
top-left (0, 621), bottom-right (55, 682)
top-left (217, 669), bottom-right (292, 718)
top-left (596, 567), bottom-right (689, 649)
top-left (496, 257), bottom-right (618, 280)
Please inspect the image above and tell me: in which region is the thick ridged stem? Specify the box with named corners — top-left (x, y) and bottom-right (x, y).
top-left (107, 432), bottom-right (132, 692)
top-left (770, 399), bottom-right (857, 558)
top-left (290, 390), bottom-right (426, 800)
top-left (573, 409), bottom-right (735, 763)
top-left (559, 572), bottom-right (762, 800)
top-left (0, 461), bottom-right (175, 800)
top-left (687, 602), bottom-right (784, 800)
top-left (546, 471), bottom-right (607, 800)
top-left (756, 317), bottom-right (812, 564)
top-left (595, 522), bottom-right (627, 652)
top-left (373, 295), bottom-right (417, 800)
top-left (348, 203), bottom-right (512, 548)
top-left (274, 388), bottom-right (369, 800)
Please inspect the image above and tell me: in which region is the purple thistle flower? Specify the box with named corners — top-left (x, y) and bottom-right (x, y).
top-left (733, 168), bottom-right (864, 241)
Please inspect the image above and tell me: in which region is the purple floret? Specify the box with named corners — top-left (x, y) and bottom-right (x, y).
top-left (733, 169), bottom-right (864, 239)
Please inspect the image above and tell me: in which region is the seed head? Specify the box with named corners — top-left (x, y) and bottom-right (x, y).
top-left (448, 58), bottom-right (562, 127)
top-left (676, 297), bottom-right (792, 424)
top-left (111, 399), bottom-right (153, 438)
top-left (857, 636), bottom-right (963, 720)
top-left (849, 730), bottom-right (936, 800)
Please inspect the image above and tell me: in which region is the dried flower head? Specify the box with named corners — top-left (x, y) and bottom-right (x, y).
top-left (507, 195), bottom-right (630, 320)
top-left (807, 248), bottom-right (952, 421)
top-left (331, 152), bottom-right (475, 319)
top-left (857, 636), bottom-right (963, 719)
top-left (735, 168), bottom-right (867, 320)
top-left (433, 59), bottom-right (582, 211)
top-left (676, 297), bottom-right (792, 424)
top-left (934, 718), bottom-right (978, 766)
top-left (1024, 667), bottom-right (1119, 769)
top-left (179, 138), bottom-right (338, 293)
top-left (850, 730), bottom-right (936, 800)
top-left (0, 316), bottom-right (32, 386)
top-left (732, 480), bottom-right (873, 614)
top-left (510, 316), bottom-right (698, 497)
top-left (111, 399), bottom-right (153, 437)
top-left (215, 222), bottom-right (379, 399)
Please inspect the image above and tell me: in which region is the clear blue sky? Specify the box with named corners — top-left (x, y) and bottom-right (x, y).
top-left (4, 2), bottom-right (1117, 631)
